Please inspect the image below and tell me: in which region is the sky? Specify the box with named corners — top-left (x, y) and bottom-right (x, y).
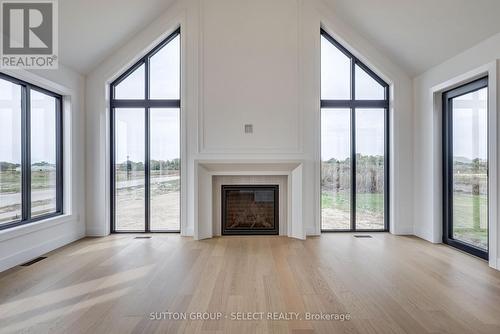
top-left (1, 35), bottom-right (486, 165)
top-left (320, 36), bottom-right (487, 161)
top-left (320, 36), bottom-right (386, 161)
top-left (115, 108), bottom-right (179, 163)
top-left (321, 108), bottom-right (384, 161)
top-left (115, 36), bottom-right (180, 100)
top-left (0, 81), bottom-right (56, 164)
top-left (0, 80), bottom-right (21, 164)
top-left (114, 35), bottom-right (180, 164)
top-left (452, 88), bottom-right (488, 160)
top-left (0, 35), bottom-right (181, 166)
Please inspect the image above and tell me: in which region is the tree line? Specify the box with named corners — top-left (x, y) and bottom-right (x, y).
top-left (322, 155), bottom-right (384, 194)
top-left (116, 158), bottom-right (180, 172)
top-left (0, 161), bottom-right (55, 172)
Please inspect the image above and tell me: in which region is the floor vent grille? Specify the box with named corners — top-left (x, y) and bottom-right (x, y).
top-left (134, 236), bottom-right (152, 239)
top-left (354, 235), bottom-right (372, 238)
top-left (20, 257), bottom-right (47, 266)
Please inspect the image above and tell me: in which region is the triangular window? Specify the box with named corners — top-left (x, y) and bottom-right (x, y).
top-left (114, 63), bottom-right (145, 99)
top-left (150, 34), bottom-right (180, 99)
top-left (321, 35), bottom-right (351, 100)
top-left (355, 64), bottom-right (385, 100)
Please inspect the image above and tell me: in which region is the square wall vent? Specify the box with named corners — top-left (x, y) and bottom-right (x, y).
top-left (244, 124), bottom-right (253, 134)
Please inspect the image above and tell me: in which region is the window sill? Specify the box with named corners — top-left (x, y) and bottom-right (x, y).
top-left (0, 213), bottom-right (78, 242)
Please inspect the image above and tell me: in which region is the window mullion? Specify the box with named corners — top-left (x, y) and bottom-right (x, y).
top-left (145, 107), bottom-right (151, 233)
top-left (145, 56), bottom-right (151, 233)
top-left (384, 98), bottom-right (390, 231)
top-left (109, 29), bottom-right (181, 233)
top-left (320, 29), bottom-right (389, 233)
top-left (0, 74), bottom-right (63, 230)
top-left (56, 98), bottom-right (63, 214)
top-left (350, 58), bottom-right (356, 231)
top-left (350, 107), bottom-right (356, 232)
top-left (22, 86), bottom-right (32, 221)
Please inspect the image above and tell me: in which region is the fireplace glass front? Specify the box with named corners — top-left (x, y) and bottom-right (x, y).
top-left (221, 185), bottom-right (279, 235)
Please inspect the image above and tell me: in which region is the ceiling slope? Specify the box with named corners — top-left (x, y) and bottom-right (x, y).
top-left (58, 0), bottom-right (500, 76)
top-left (325, 0), bottom-right (500, 76)
top-left (59, 0), bottom-right (176, 74)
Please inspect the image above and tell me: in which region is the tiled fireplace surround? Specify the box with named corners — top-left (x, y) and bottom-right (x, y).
top-left (194, 161), bottom-right (304, 240)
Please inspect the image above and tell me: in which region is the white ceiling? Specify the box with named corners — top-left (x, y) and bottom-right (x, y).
top-left (59, 0), bottom-right (176, 74)
top-left (58, 0), bottom-right (500, 76)
top-left (326, 0), bottom-right (500, 76)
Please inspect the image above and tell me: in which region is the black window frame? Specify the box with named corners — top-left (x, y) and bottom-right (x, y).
top-left (0, 72), bottom-right (63, 231)
top-left (110, 28), bottom-right (181, 233)
top-left (320, 28), bottom-right (390, 232)
top-left (442, 76), bottom-right (489, 260)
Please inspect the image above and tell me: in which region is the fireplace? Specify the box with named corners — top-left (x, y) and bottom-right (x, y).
top-left (221, 185), bottom-right (279, 235)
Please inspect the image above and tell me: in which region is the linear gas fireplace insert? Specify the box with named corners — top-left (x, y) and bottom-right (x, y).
top-left (221, 185), bottom-right (279, 235)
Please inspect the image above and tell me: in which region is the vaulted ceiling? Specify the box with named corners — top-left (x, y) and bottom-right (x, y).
top-left (59, 0), bottom-right (176, 74)
top-left (325, 0), bottom-right (500, 76)
top-left (58, 0), bottom-right (500, 76)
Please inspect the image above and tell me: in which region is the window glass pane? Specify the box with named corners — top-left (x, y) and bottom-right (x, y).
top-left (31, 90), bottom-right (57, 217)
top-left (355, 109), bottom-right (385, 229)
top-left (0, 79), bottom-right (22, 225)
top-left (452, 87), bottom-right (488, 250)
top-left (114, 108), bottom-right (145, 231)
top-left (321, 108), bottom-right (351, 230)
top-left (114, 64), bottom-right (145, 99)
top-left (321, 35), bottom-right (351, 100)
top-left (355, 64), bottom-right (385, 100)
top-left (150, 108), bottom-right (180, 231)
top-left (150, 35), bottom-right (180, 99)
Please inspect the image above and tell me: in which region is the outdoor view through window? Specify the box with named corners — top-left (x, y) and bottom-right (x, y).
top-left (0, 76), bottom-right (61, 228)
top-left (0, 79), bottom-right (22, 225)
top-left (112, 31), bottom-right (180, 232)
top-left (452, 87), bottom-right (488, 250)
top-left (320, 31), bottom-right (388, 231)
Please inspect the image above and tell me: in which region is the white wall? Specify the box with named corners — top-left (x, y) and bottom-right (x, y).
top-left (85, 0), bottom-right (193, 236)
top-left (0, 65), bottom-right (86, 272)
top-left (301, 0), bottom-right (414, 235)
top-left (413, 31), bottom-right (500, 269)
top-left (200, 0), bottom-right (300, 153)
top-left (85, 0), bottom-right (414, 238)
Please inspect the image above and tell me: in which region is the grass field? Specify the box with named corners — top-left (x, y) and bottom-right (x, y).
top-left (1, 169), bottom-right (488, 248)
top-left (115, 170), bottom-right (178, 182)
top-left (452, 192), bottom-right (488, 249)
top-left (321, 190), bottom-right (487, 249)
top-left (1, 170), bottom-right (57, 223)
top-left (321, 192), bottom-right (384, 215)
top-left (321, 192), bottom-right (384, 230)
top-left (0, 170), bottom-right (56, 193)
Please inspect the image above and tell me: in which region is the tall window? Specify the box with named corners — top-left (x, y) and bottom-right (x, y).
top-left (0, 73), bottom-right (63, 230)
top-left (320, 29), bottom-right (389, 232)
top-left (443, 77), bottom-right (488, 260)
top-left (110, 29), bottom-right (180, 232)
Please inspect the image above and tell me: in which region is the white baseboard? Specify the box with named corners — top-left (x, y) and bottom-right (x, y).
top-left (0, 230), bottom-right (83, 273)
top-left (85, 226), bottom-right (108, 237)
top-left (181, 228), bottom-right (194, 237)
top-left (391, 226), bottom-right (414, 235)
top-left (306, 226), bottom-right (320, 236)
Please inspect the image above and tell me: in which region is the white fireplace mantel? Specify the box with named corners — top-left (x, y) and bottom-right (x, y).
top-left (194, 160), bottom-right (304, 240)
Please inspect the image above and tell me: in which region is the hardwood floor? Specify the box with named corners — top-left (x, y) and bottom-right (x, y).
top-left (1, 233), bottom-right (500, 334)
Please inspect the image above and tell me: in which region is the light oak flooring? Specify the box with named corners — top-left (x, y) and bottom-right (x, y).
top-left (1, 233), bottom-right (500, 334)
